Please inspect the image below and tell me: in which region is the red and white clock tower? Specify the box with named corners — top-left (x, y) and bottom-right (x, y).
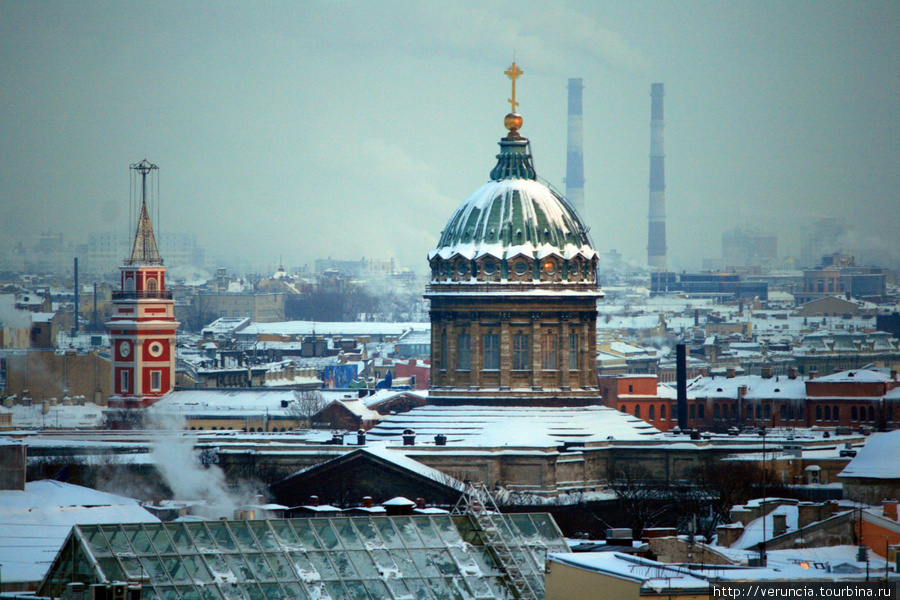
top-left (107, 159), bottom-right (179, 409)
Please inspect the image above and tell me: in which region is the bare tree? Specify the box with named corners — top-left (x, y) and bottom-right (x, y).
top-left (288, 389), bottom-right (327, 426)
top-left (103, 408), bottom-right (145, 430)
top-left (607, 464), bottom-right (672, 538)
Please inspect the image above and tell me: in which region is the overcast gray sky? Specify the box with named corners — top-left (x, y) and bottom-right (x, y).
top-left (2, 0), bottom-right (899, 275)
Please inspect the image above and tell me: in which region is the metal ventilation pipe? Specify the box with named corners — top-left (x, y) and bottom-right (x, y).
top-left (648, 83), bottom-right (667, 272)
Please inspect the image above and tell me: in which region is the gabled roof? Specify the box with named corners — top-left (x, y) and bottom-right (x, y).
top-left (839, 430), bottom-right (900, 480)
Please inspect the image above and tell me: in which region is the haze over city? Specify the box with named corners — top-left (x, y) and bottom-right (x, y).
top-left (2, 1), bottom-right (899, 274)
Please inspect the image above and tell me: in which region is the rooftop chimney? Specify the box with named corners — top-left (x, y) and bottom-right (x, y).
top-left (402, 429), bottom-right (416, 446)
top-left (884, 499), bottom-right (898, 521)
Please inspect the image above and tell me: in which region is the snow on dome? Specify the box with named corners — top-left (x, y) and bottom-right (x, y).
top-left (430, 178), bottom-right (596, 264)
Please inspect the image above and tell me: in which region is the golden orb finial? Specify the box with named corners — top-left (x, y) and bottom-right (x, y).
top-left (504, 112), bottom-right (523, 132)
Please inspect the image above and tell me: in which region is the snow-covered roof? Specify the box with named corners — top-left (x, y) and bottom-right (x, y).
top-left (839, 430), bottom-right (900, 479)
top-left (0, 480), bottom-right (159, 584)
top-left (813, 369), bottom-right (893, 383)
top-left (239, 321), bottom-right (428, 338)
top-left (366, 405), bottom-right (661, 447)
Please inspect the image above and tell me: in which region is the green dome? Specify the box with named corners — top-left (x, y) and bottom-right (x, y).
top-left (429, 134), bottom-right (597, 285)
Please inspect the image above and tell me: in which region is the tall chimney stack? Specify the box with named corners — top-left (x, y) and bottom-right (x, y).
top-left (565, 78), bottom-right (585, 219)
top-left (647, 83), bottom-right (667, 272)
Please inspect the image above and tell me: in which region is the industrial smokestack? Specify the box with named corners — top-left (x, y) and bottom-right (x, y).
top-left (73, 257), bottom-right (79, 335)
top-left (565, 78), bottom-right (585, 219)
top-left (676, 343), bottom-right (687, 431)
top-left (647, 83), bottom-right (667, 271)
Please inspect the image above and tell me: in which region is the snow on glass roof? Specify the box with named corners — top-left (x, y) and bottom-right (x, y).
top-left (38, 514), bottom-right (569, 600)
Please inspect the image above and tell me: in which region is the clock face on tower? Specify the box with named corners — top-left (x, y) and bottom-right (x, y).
top-left (119, 341), bottom-right (131, 358)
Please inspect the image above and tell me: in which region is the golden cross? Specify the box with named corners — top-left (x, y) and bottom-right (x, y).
top-left (505, 61), bottom-right (524, 113)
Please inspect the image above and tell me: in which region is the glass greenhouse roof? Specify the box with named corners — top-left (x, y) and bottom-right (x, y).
top-left (39, 514), bottom-right (568, 600)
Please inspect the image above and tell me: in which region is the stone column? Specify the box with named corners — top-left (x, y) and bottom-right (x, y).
top-left (472, 317), bottom-right (482, 388)
top-left (499, 312), bottom-right (511, 389)
top-left (531, 312), bottom-right (542, 389)
top-left (560, 313), bottom-right (571, 389)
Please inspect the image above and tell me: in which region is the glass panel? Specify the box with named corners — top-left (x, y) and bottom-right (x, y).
top-left (209, 523), bottom-right (238, 552)
top-left (329, 552), bottom-right (358, 579)
top-left (262, 552), bottom-right (294, 580)
top-left (227, 521), bottom-right (258, 553)
top-left (176, 585), bottom-right (202, 600)
top-left (470, 548), bottom-right (499, 576)
top-left (100, 525), bottom-right (129, 554)
top-left (198, 585), bottom-right (223, 600)
top-left (334, 519), bottom-right (362, 549)
top-left (120, 524), bottom-right (149, 554)
top-left (302, 583), bottom-right (330, 600)
top-left (483, 576), bottom-right (509, 598)
top-left (507, 514), bottom-right (538, 539)
top-left (427, 549), bottom-right (458, 576)
top-left (289, 520), bottom-right (323, 551)
top-left (389, 549), bottom-right (418, 578)
top-left (148, 526), bottom-right (176, 554)
top-left (245, 553), bottom-right (275, 581)
top-left (385, 579), bottom-right (414, 600)
top-left (414, 518), bottom-right (442, 547)
top-left (181, 555), bottom-right (213, 584)
top-left (287, 551), bottom-right (318, 581)
top-left (311, 520), bottom-right (340, 550)
top-left (268, 521), bottom-right (297, 548)
top-left (166, 523), bottom-right (195, 553)
top-left (444, 577), bottom-right (470, 600)
top-left (245, 583), bottom-right (266, 600)
top-left (119, 556), bottom-right (144, 580)
top-left (372, 518), bottom-right (404, 549)
top-left (186, 523), bottom-right (217, 552)
top-left (280, 583), bottom-right (309, 600)
top-left (141, 587), bottom-right (160, 600)
top-left (81, 527), bottom-right (112, 556)
top-left (370, 549), bottom-right (398, 578)
top-left (362, 579), bottom-right (392, 600)
top-left (343, 580), bottom-right (371, 600)
top-left (347, 550), bottom-right (379, 579)
top-left (259, 584), bottom-right (286, 600)
top-left (219, 582), bottom-right (246, 600)
top-left (155, 586), bottom-right (182, 600)
top-left (247, 521), bottom-right (279, 551)
top-left (448, 546), bottom-right (482, 576)
top-left (223, 554), bottom-right (254, 582)
top-left (165, 555), bottom-right (193, 583)
top-left (432, 517), bottom-right (462, 544)
top-left (467, 575), bottom-right (496, 599)
top-left (531, 514), bottom-right (563, 545)
top-left (140, 556), bottom-right (173, 584)
top-left (204, 554), bottom-right (236, 584)
top-left (323, 582), bottom-right (348, 600)
top-left (410, 549), bottom-right (440, 578)
top-left (352, 519), bottom-right (381, 546)
top-left (392, 517), bottom-right (423, 547)
top-left (405, 578), bottom-right (433, 600)
top-left (306, 551), bottom-right (339, 580)
top-left (96, 557), bottom-right (125, 581)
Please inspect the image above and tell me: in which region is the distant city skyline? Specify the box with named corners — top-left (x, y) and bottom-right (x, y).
top-left (2, 1), bottom-right (899, 274)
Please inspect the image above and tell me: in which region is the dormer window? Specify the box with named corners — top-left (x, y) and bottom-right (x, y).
top-left (514, 261), bottom-right (528, 276)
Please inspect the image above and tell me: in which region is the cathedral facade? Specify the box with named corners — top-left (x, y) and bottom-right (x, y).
top-left (427, 83), bottom-right (602, 407)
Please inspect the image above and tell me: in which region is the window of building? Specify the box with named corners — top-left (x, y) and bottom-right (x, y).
top-left (147, 278), bottom-right (158, 292)
top-left (120, 370), bottom-right (129, 394)
top-left (620, 405), bottom-right (626, 413)
top-left (512, 333), bottom-right (529, 370)
top-left (628, 385), bottom-right (633, 393)
top-left (780, 405), bottom-right (787, 421)
top-left (689, 404), bottom-right (696, 420)
top-left (634, 405), bottom-right (640, 418)
top-left (440, 331), bottom-right (447, 371)
top-left (568, 334), bottom-right (578, 371)
top-left (764, 403), bottom-right (771, 420)
top-left (816, 406), bottom-right (822, 421)
top-left (824, 405), bottom-right (831, 421)
top-left (648, 405), bottom-right (655, 421)
top-left (458, 333), bottom-right (470, 371)
top-left (150, 370), bottom-right (162, 392)
top-left (868, 406), bottom-right (875, 422)
top-left (542, 332), bottom-right (557, 370)
top-left (888, 406), bottom-right (894, 422)
top-left (698, 404), bottom-right (705, 419)
top-left (832, 406), bottom-right (839, 422)
top-left (483, 333), bottom-right (499, 370)
top-left (851, 406), bottom-right (858, 421)
top-left (660, 404), bottom-right (666, 420)
top-left (713, 405), bottom-right (720, 420)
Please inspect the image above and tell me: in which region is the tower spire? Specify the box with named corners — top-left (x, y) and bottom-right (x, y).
top-left (127, 159), bottom-right (162, 265)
